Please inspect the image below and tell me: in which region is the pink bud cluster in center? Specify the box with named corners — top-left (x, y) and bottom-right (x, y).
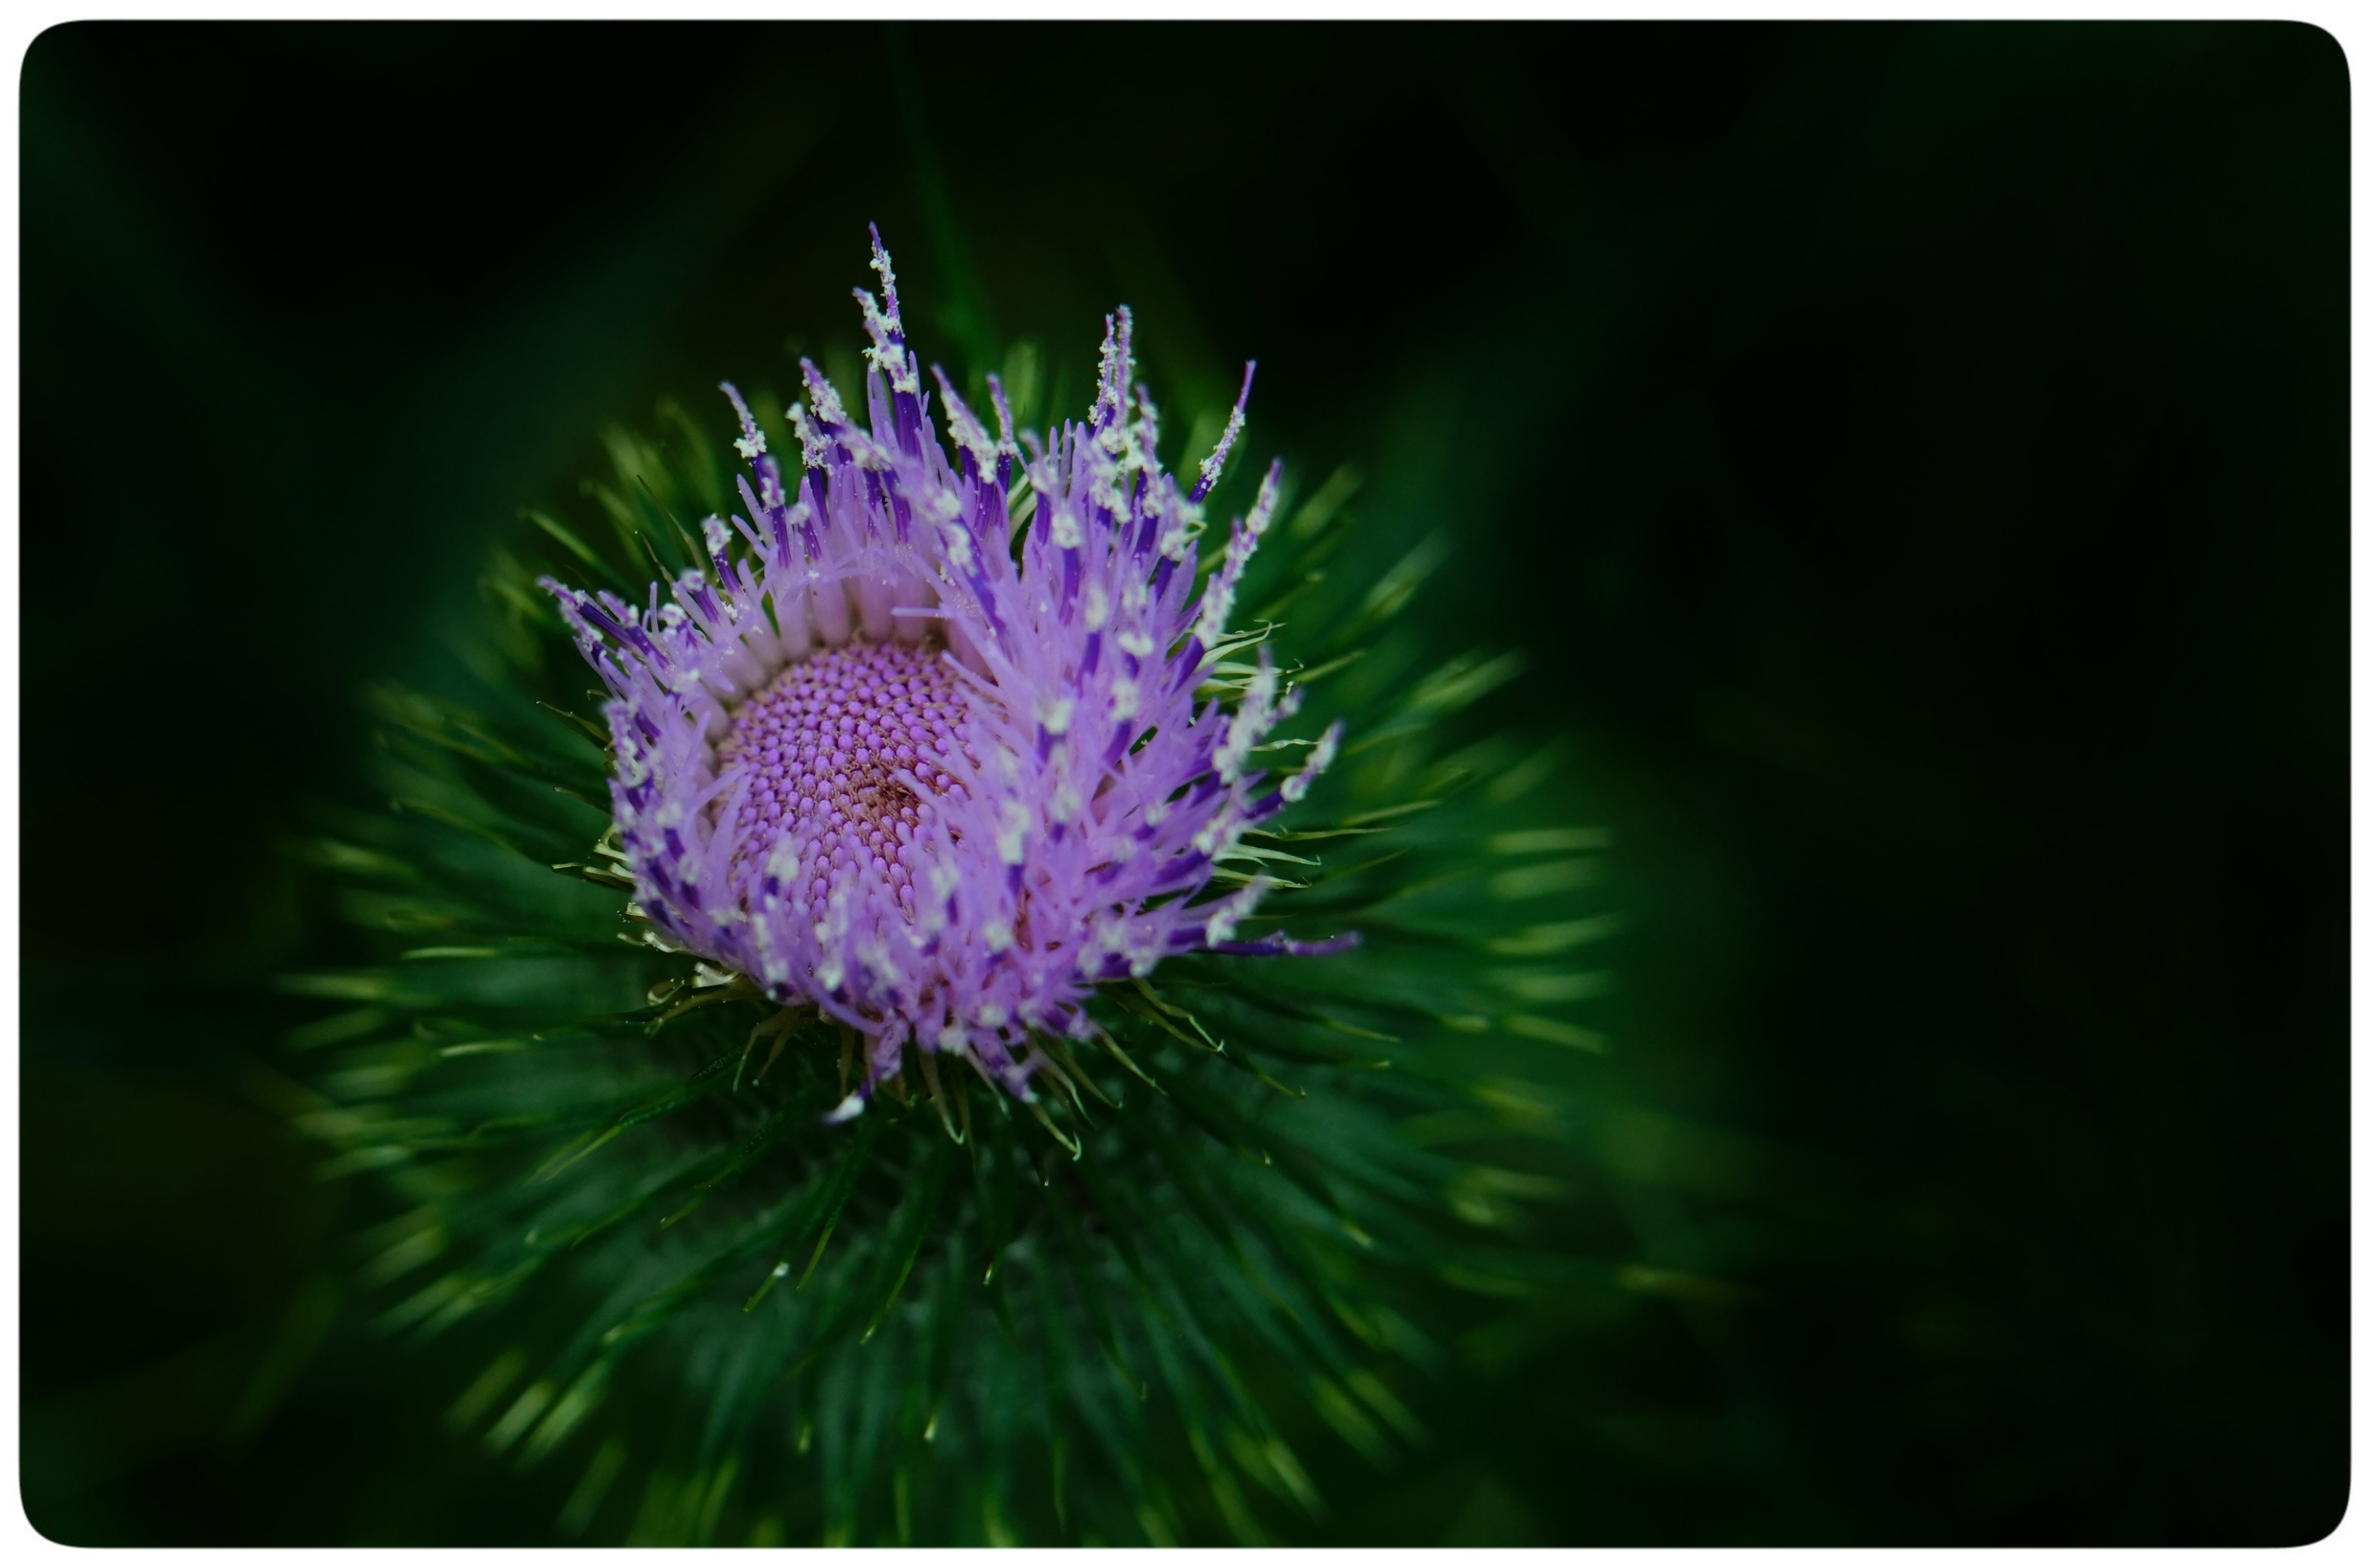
top-left (710, 639), bottom-right (974, 916)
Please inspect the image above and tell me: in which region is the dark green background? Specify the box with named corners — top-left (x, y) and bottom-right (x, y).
top-left (20, 21), bottom-right (2348, 1545)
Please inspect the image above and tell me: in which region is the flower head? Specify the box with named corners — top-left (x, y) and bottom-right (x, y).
top-left (545, 229), bottom-right (1346, 1110)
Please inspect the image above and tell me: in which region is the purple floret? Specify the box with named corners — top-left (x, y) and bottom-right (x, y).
top-left (542, 229), bottom-right (1345, 1111)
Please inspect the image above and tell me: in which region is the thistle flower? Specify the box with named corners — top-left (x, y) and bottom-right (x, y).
top-left (544, 229), bottom-right (1347, 1116)
top-left (286, 226), bottom-right (1618, 1548)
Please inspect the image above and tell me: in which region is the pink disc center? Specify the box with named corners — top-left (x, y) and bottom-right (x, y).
top-left (713, 639), bottom-right (972, 914)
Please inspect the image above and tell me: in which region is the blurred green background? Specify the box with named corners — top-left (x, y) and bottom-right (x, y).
top-left (20, 20), bottom-right (2347, 1545)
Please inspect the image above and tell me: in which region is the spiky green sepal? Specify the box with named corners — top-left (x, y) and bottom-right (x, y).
top-left (282, 405), bottom-right (1613, 1546)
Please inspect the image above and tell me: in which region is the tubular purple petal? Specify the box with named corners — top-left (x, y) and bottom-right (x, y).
top-left (1191, 361), bottom-right (1257, 505)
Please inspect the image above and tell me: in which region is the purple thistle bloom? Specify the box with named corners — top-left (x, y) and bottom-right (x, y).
top-left (543, 229), bottom-right (1348, 1116)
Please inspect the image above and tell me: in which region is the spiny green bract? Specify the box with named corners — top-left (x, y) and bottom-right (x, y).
top-left (279, 380), bottom-right (1621, 1547)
